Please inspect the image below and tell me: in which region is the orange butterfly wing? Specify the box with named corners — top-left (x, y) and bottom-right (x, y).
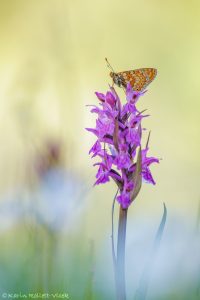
top-left (117, 68), bottom-right (157, 91)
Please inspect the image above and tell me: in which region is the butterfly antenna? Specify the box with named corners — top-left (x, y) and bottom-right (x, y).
top-left (105, 58), bottom-right (115, 72)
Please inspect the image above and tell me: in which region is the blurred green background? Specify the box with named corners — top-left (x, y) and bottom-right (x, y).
top-left (0, 0), bottom-right (200, 299)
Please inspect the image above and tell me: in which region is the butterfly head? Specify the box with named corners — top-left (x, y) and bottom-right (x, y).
top-left (110, 71), bottom-right (114, 78)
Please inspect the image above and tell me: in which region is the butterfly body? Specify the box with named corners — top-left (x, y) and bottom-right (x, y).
top-left (110, 68), bottom-right (157, 92)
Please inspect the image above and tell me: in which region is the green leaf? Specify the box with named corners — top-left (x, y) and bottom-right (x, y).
top-left (113, 118), bottom-right (119, 152)
top-left (134, 203), bottom-right (167, 300)
top-left (130, 147), bottom-right (142, 203)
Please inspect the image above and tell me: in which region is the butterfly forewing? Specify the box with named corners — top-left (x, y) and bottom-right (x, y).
top-left (114, 68), bottom-right (157, 91)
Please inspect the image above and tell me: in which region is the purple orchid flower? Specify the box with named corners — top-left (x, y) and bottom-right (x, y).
top-left (87, 82), bottom-right (159, 208)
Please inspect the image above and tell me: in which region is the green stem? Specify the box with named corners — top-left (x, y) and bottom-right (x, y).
top-left (116, 205), bottom-right (128, 300)
top-left (111, 189), bottom-right (118, 299)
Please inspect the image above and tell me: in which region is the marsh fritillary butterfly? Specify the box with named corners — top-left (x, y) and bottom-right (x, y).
top-left (106, 58), bottom-right (157, 92)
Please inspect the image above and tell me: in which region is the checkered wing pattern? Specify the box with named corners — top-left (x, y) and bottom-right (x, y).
top-left (115, 68), bottom-right (157, 91)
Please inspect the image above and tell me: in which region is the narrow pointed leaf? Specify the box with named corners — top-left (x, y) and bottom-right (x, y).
top-left (130, 147), bottom-right (142, 202)
top-left (113, 118), bottom-right (119, 152)
top-left (134, 203), bottom-right (167, 300)
top-left (146, 131), bottom-right (151, 149)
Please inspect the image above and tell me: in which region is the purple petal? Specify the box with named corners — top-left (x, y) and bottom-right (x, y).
top-left (89, 140), bottom-right (101, 157)
top-left (85, 128), bottom-right (99, 136)
top-left (115, 153), bottom-right (131, 169)
top-left (95, 92), bottom-right (105, 102)
top-left (117, 192), bottom-right (131, 209)
top-left (142, 169), bottom-right (156, 185)
top-left (126, 82), bottom-right (145, 103)
top-left (105, 91), bottom-right (116, 107)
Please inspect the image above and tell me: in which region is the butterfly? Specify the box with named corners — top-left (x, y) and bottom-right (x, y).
top-left (106, 58), bottom-right (157, 92)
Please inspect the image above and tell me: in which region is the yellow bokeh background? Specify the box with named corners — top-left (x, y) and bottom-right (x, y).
top-left (0, 2), bottom-right (199, 203)
top-left (0, 2), bottom-right (200, 297)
